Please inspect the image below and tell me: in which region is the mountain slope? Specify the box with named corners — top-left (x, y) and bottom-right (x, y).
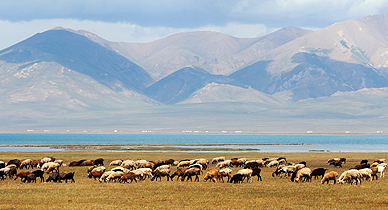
top-left (180, 82), bottom-right (282, 104)
top-left (230, 52), bottom-right (388, 101)
top-left (0, 61), bottom-right (151, 111)
top-left (107, 27), bottom-right (311, 79)
top-left (143, 66), bottom-right (242, 104)
top-left (0, 29), bottom-right (155, 92)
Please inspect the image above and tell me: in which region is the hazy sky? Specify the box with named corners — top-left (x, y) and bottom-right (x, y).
top-left (1, 0), bottom-right (388, 50)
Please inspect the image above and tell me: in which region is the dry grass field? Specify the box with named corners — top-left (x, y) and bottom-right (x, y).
top-left (1, 151), bottom-right (388, 209)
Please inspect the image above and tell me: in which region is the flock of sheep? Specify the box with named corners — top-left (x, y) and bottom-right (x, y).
top-left (0, 156), bottom-right (386, 185)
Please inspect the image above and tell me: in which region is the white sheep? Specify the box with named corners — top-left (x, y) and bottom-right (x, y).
top-left (266, 160), bottom-right (279, 168)
top-left (177, 160), bottom-right (191, 169)
top-left (20, 159), bottom-right (33, 169)
top-left (358, 168), bottom-right (373, 181)
top-left (121, 160), bottom-right (137, 170)
top-left (338, 169), bottom-right (362, 185)
top-left (376, 164), bottom-right (386, 178)
top-left (216, 160), bottom-right (232, 168)
top-left (294, 167), bottom-right (311, 183)
top-left (237, 169), bottom-right (253, 183)
top-left (54, 160), bottom-right (64, 166)
top-left (109, 160), bottom-right (123, 166)
top-left (106, 171), bottom-right (124, 182)
top-left (211, 156), bottom-right (225, 164)
top-left (99, 171), bottom-right (114, 182)
top-left (219, 168), bottom-right (232, 182)
top-left (91, 166), bottom-right (106, 172)
top-left (155, 165), bottom-right (170, 172)
top-left (134, 168), bottom-right (153, 180)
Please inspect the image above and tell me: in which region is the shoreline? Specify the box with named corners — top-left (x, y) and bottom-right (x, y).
top-left (0, 143), bottom-right (386, 153)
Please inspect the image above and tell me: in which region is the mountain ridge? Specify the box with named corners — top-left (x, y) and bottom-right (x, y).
top-left (1, 15), bottom-right (388, 132)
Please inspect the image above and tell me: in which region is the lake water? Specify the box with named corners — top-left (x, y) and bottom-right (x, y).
top-left (0, 133), bottom-right (387, 152)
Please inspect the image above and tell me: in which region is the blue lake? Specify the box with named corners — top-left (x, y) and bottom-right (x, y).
top-left (0, 133), bottom-right (387, 152)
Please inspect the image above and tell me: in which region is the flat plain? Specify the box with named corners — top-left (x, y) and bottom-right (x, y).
top-left (1, 151), bottom-right (387, 209)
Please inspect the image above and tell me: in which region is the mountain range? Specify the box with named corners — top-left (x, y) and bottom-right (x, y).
top-left (1, 14), bottom-right (388, 133)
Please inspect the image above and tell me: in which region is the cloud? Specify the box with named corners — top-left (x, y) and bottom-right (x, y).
top-left (1, 0), bottom-right (388, 50)
top-left (2, 0), bottom-right (387, 28)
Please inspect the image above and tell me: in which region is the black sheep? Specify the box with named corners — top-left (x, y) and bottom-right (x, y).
top-left (32, 169), bottom-right (45, 182)
top-left (311, 168), bottom-right (327, 179)
top-left (230, 174), bottom-right (243, 183)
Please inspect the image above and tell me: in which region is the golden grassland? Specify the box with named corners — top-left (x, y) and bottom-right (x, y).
top-left (1, 151), bottom-right (388, 209)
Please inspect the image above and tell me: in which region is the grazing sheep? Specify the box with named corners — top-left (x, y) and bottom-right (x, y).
top-left (62, 172), bottom-right (75, 183)
top-left (155, 165), bottom-right (170, 172)
top-left (88, 170), bottom-right (105, 180)
top-left (192, 159), bottom-right (208, 170)
top-left (267, 160), bottom-right (279, 168)
top-left (251, 168), bottom-right (262, 181)
top-left (370, 167), bottom-right (379, 180)
top-left (358, 168), bottom-right (373, 181)
top-left (46, 163), bottom-right (61, 174)
top-left (109, 160), bottom-right (123, 166)
top-left (376, 164), bottom-right (386, 178)
top-left (321, 171), bottom-right (338, 184)
top-left (121, 160), bottom-right (137, 171)
top-left (32, 169), bottom-right (45, 182)
top-left (329, 160), bottom-right (343, 168)
top-left (230, 174), bottom-right (243, 184)
top-left (106, 171), bottom-right (124, 182)
top-left (338, 169), bottom-right (362, 185)
top-left (40, 157), bottom-right (54, 166)
top-left (80, 160), bottom-right (95, 166)
top-left (14, 171), bottom-right (32, 182)
top-left (24, 173), bottom-right (36, 183)
top-left (203, 169), bottom-right (221, 183)
top-left (216, 160), bottom-right (232, 168)
top-left (177, 160), bottom-right (191, 169)
top-left (111, 166), bottom-right (129, 173)
top-left (310, 168), bottom-right (327, 179)
top-left (54, 160), bottom-right (64, 167)
top-left (244, 162), bottom-right (260, 169)
top-left (129, 169), bottom-right (145, 181)
top-left (164, 159), bottom-right (175, 166)
top-left (94, 158), bottom-right (104, 166)
top-left (135, 160), bottom-right (148, 166)
top-left (134, 168), bottom-right (153, 180)
top-left (211, 156), bottom-right (225, 164)
top-left (294, 168), bottom-right (311, 183)
top-left (138, 162), bottom-right (155, 170)
top-left (237, 169), bottom-right (253, 183)
top-left (1, 165), bottom-right (17, 179)
top-left (46, 172), bottom-right (60, 182)
top-left (276, 165), bottom-right (297, 178)
top-left (151, 169), bottom-right (172, 181)
top-left (170, 168), bottom-right (187, 181)
top-left (219, 168), bottom-right (232, 183)
top-left (91, 166), bottom-right (106, 173)
top-left (7, 159), bottom-right (21, 169)
top-left (41, 162), bottom-right (60, 173)
top-left (181, 168), bottom-right (200, 182)
top-left (20, 159), bottom-right (33, 169)
top-left (120, 172), bottom-right (138, 183)
top-left (99, 171), bottom-right (115, 183)
top-left (294, 163), bottom-right (306, 170)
